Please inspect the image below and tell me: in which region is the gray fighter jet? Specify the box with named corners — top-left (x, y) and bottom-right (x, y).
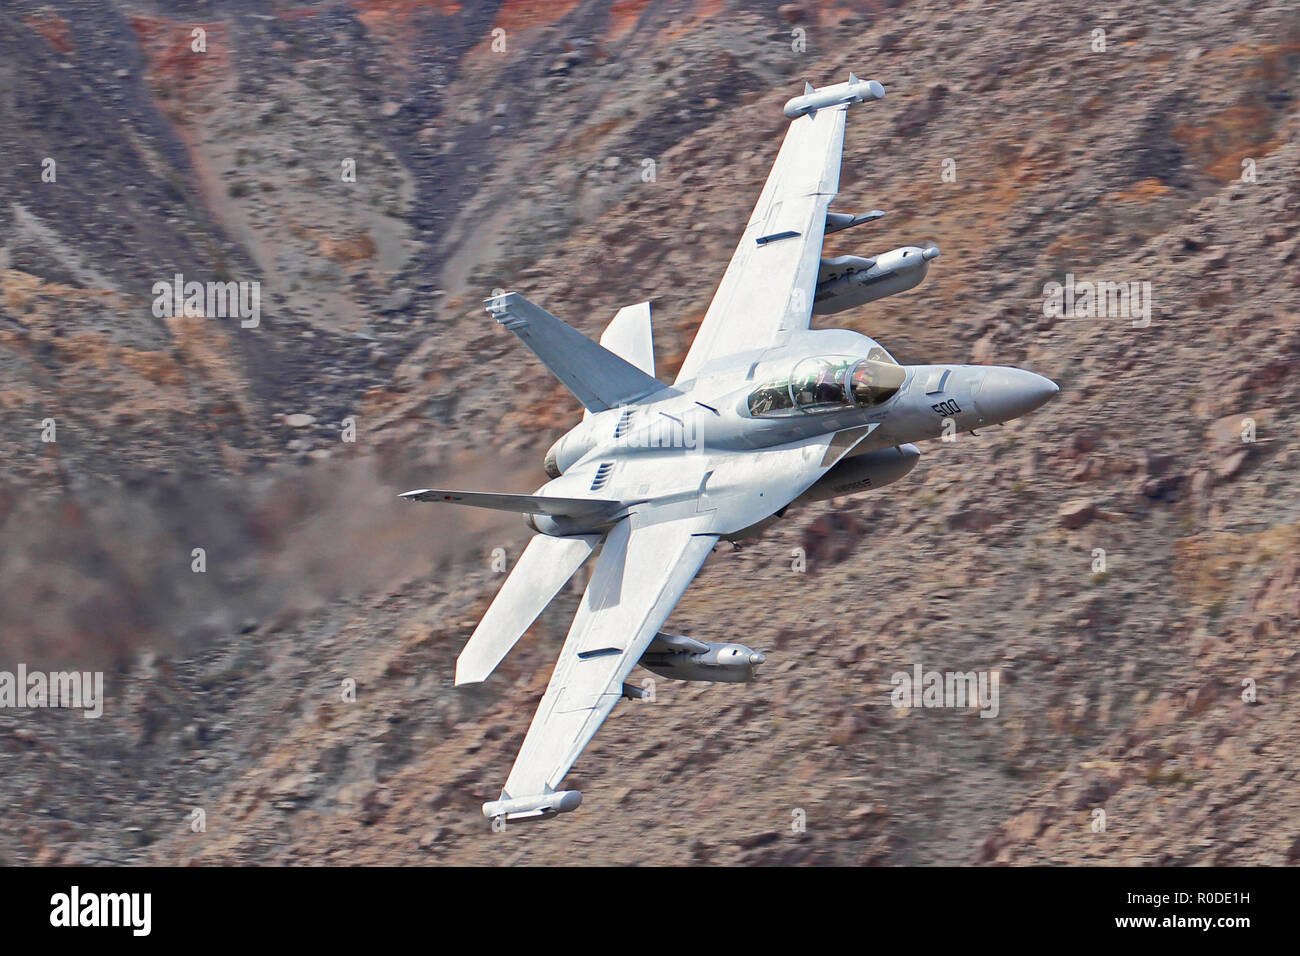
top-left (402, 75), bottom-right (1058, 824)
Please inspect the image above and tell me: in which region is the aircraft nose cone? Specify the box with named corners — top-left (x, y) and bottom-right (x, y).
top-left (975, 367), bottom-right (1059, 424)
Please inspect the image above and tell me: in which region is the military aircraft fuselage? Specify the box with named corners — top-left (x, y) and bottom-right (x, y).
top-left (535, 328), bottom-right (1056, 537)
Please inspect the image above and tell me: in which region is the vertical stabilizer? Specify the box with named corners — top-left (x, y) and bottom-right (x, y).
top-left (583, 302), bottom-right (655, 420)
top-left (599, 302), bottom-right (655, 377)
top-left (487, 292), bottom-right (665, 412)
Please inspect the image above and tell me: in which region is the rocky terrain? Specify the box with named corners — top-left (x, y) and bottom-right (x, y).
top-left (1, 0), bottom-right (1298, 865)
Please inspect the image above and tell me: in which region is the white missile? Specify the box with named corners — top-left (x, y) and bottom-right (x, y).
top-left (482, 789), bottom-right (582, 821)
top-left (783, 73), bottom-right (885, 120)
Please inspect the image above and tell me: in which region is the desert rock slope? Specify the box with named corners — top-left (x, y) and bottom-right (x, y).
top-left (1, 0), bottom-right (1298, 865)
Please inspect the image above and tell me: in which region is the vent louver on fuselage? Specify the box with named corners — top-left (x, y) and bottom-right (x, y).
top-left (613, 407), bottom-right (635, 439)
top-left (590, 461), bottom-right (615, 491)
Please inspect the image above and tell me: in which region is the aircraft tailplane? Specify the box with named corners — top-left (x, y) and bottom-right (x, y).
top-left (455, 533), bottom-right (600, 685)
top-left (399, 488), bottom-right (622, 518)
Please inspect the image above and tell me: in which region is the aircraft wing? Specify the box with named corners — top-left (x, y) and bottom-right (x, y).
top-left (673, 104), bottom-right (849, 384)
top-left (487, 514), bottom-right (717, 819)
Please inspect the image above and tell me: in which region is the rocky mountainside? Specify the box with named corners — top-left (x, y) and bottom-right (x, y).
top-left (1, 0), bottom-right (1298, 865)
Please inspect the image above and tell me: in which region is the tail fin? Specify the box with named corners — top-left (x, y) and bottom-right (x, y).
top-left (599, 302), bottom-right (654, 377)
top-left (486, 292), bottom-right (667, 412)
top-left (455, 533), bottom-right (600, 685)
top-left (585, 301), bottom-right (655, 420)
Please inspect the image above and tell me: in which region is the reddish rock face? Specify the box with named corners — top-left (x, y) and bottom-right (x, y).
top-left (1057, 499), bottom-right (1097, 530)
top-left (2, 0), bottom-right (1300, 867)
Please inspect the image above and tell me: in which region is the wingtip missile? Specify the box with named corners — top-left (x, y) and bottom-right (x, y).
top-left (783, 74), bottom-right (885, 120)
top-left (483, 789), bottom-right (583, 822)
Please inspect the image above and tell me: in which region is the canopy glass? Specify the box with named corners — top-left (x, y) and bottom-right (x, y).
top-left (746, 351), bottom-right (905, 418)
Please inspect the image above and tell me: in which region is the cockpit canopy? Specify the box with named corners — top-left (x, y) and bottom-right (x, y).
top-left (746, 351), bottom-right (905, 418)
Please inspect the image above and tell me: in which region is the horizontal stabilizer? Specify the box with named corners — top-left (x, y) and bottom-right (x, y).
top-left (486, 292), bottom-right (667, 413)
top-left (456, 533), bottom-right (599, 686)
top-left (399, 488), bottom-right (622, 518)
